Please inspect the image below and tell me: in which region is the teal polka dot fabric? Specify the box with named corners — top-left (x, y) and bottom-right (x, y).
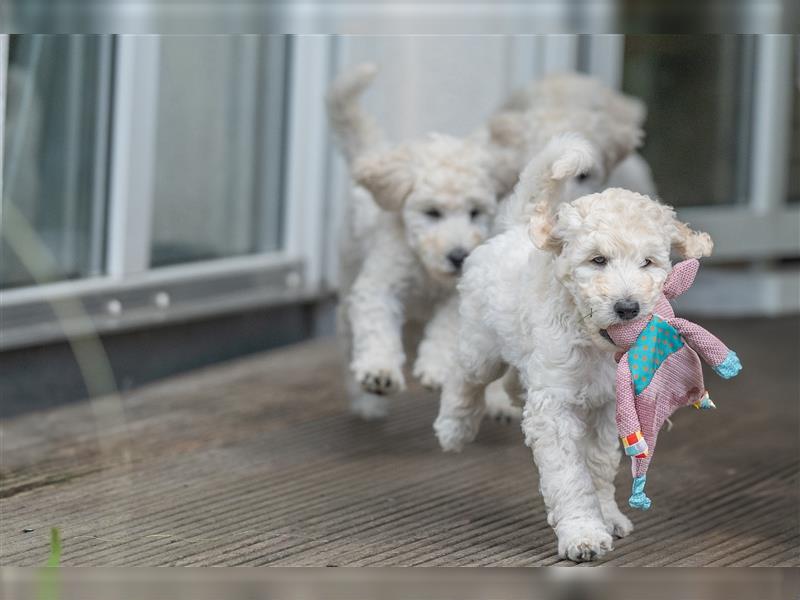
top-left (628, 315), bottom-right (684, 395)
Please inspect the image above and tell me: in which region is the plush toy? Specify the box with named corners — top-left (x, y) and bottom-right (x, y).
top-left (605, 259), bottom-right (742, 510)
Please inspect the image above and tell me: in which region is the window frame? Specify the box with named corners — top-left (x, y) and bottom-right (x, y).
top-left (0, 34), bottom-right (333, 350)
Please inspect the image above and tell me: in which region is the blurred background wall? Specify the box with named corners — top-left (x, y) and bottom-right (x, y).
top-left (1, 34), bottom-right (798, 413)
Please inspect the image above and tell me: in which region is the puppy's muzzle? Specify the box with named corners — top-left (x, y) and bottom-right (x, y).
top-left (447, 248), bottom-right (469, 271)
top-left (614, 299), bottom-right (640, 321)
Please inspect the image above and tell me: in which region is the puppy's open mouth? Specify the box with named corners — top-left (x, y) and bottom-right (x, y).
top-left (599, 329), bottom-right (612, 344)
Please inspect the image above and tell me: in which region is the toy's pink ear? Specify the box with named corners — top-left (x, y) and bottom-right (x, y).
top-left (664, 259), bottom-right (700, 299)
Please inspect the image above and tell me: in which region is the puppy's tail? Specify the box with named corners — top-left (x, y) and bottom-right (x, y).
top-left (499, 133), bottom-right (599, 229)
top-left (326, 63), bottom-right (383, 164)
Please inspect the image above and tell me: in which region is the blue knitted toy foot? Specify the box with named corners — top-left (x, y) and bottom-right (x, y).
top-left (713, 350), bottom-right (742, 379)
top-left (629, 475), bottom-right (652, 510)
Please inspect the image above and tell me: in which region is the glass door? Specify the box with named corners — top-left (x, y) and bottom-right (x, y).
top-left (0, 34), bottom-right (331, 350)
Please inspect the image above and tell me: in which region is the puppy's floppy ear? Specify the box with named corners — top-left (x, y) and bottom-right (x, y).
top-left (528, 202), bottom-right (564, 253)
top-left (655, 202), bottom-right (713, 259)
top-left (671, 220), bottom-right (713, 259)
top-left (352, 146), bottom-right (415, 211)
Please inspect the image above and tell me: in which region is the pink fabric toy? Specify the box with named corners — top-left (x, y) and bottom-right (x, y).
top-left (605, 259), bottom-right (742, 510)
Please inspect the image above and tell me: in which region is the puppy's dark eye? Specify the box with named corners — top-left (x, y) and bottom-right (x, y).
top-left (425, 208), bottom-right (442, 220)
top-left (591, 256), bottom-right (607, 266)
top-left (470, 208), bottom-right (481, 220)
top-left (641, 258), bottom-right (653, 267)
top-left (576, 172), bottom-right (591, 183)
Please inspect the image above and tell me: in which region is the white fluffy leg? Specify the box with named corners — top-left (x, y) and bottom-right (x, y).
top-left (413, 296), bottom-right (459, 391)
top-left (435, 359), bottom-right (505, 452)
top-left (347, 254), bottom-right (408, 396)
top-left (434, 377), bottom-right (486, 452)
top-left (586, 401), bottom-right (634, 538)
top-left (434, 291), bottom-right (504, 450)
top-left (340, 303), bottom-right (392, 420)
top-left (523, 388), bottom-right (613, 562)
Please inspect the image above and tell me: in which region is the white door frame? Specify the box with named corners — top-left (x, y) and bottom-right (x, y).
top-left (0, 34), bottom-right (8, 213)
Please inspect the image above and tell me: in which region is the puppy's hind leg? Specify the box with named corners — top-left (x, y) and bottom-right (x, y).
top-left (413, 296), bottom-right (458, 391)
top-left (435, 364), bottom-right (504, 452)
top-left (434, 295), bottom-right (504, 451)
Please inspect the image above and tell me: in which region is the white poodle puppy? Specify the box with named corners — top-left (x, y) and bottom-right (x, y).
top-left (435, 134), bottom-right (712, 561)
top-left (497, 72), bottom-right (658, 199)
top-left (328, 64), bottom-right (504, 419)
top-left (487, 103), bottom-right (649, 204)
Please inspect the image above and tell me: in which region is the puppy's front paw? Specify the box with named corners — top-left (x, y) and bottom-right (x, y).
top-left (601, 503), bottom-right (634, 538)
top-left (433, 414), bottom-right (480, 452)
top-left (412, 360), bottom-right (448, 391)
top-left (353, 362), bottom-right (405, 395)
top-left (556, 520), bottom-right (614, 562)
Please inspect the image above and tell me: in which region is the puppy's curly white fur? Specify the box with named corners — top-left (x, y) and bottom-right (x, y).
top-left (436, 134), bottom-right (711, 561)
top-left (329, 64), bottom-right (503, 418)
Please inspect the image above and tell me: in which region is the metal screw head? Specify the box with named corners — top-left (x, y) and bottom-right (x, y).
top-left (154, 291), bottom-right (171, 309)
top-left (106, 299), bottom-right (123, 316)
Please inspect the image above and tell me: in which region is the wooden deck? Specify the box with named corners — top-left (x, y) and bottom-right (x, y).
top-left (2, 316), bottom-right (798, 566)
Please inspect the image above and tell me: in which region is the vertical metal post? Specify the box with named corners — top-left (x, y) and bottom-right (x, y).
top-left (282, 35), bottom-right (334, 294)
top-left (89, 35), bottom-right (114, 276)
top-left (585, 34), bottom-right (625, 88)
top-left (749, 35), bottom-right (793, 216)
top-left (106, 35), bottom-right (160, 278)
top-left (541, 35), bottom-right (580, 74)
top-left (0, 34), bottom-right (8, 213)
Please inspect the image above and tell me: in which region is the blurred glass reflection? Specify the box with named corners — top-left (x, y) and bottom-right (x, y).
top-left (1, 35), bottom-right (112, 288)
top-left (149, 36), bottom-right (286, 267)
top-left (622, 35), bottom-right (754, 206)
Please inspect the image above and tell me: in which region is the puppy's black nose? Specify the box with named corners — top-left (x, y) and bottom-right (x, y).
top-left (447, 248), bottom-right (469, 270)
top-left (614, 299), bottom-right (640, 321)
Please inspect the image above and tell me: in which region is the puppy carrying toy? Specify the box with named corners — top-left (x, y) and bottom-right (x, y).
top-left (605, 259), bottom-right (742, 510)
